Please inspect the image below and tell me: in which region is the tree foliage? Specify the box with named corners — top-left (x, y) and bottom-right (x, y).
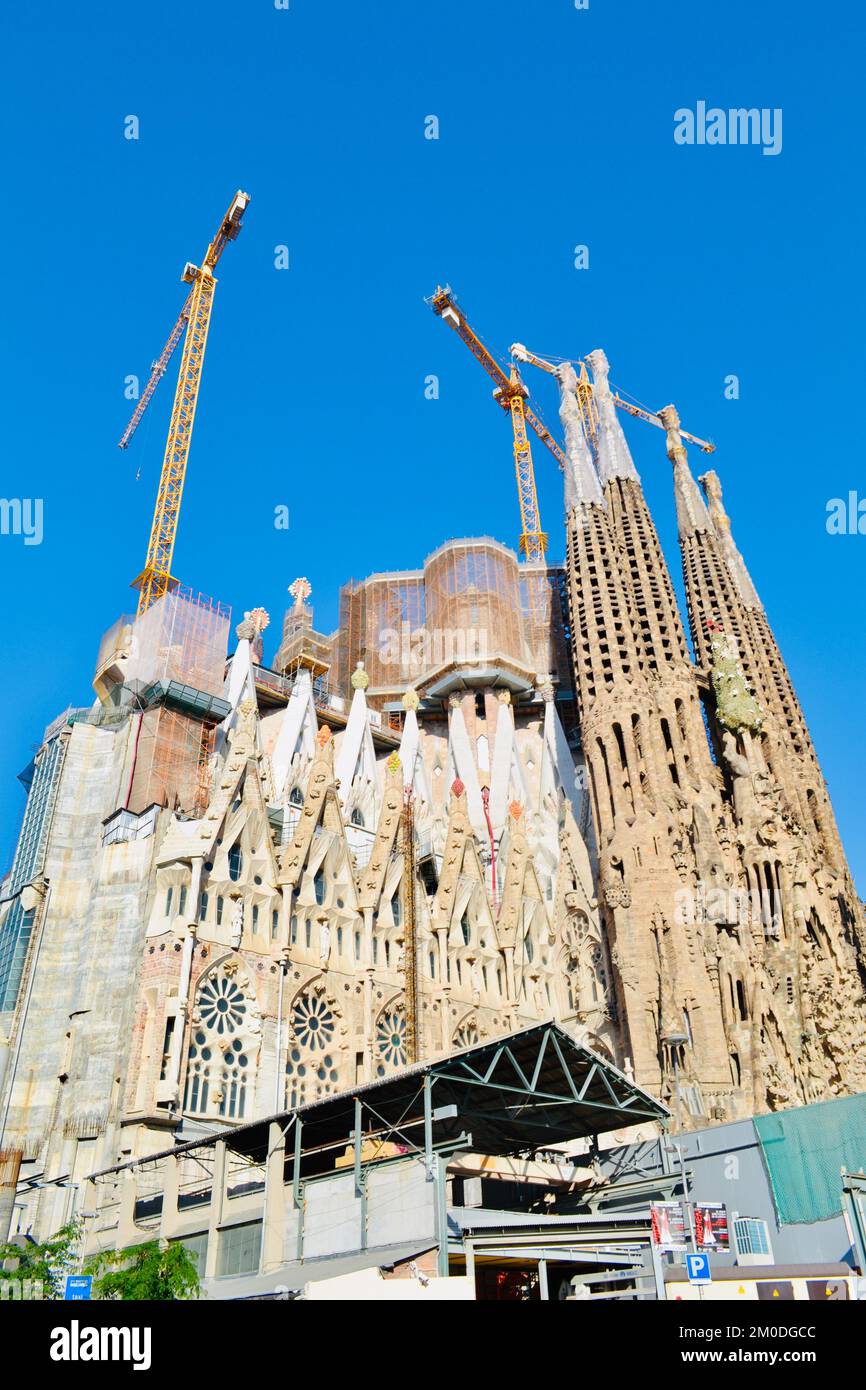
top-left (0, 1219), bottom-right (81, 1298)
top-left (85, 1239), bottom-right (200, 1301)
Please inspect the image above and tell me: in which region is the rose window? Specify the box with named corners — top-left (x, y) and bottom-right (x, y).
top-left (183, 967), bottom-right (258, 1119)
top-left (453, 1020), bottom-right (479, 1050)
top-left (198, 974), bottom-right (247, 1036)
top-left (376, 1009), bottom-right (407, 1074)
top-left (292, 994), bottom-right (336, 1053)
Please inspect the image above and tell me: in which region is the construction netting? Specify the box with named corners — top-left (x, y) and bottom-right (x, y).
top-left (126, 706), bottom-right (212, 817)
top-left (754, 1093), bottom-right (866, 1224)
top-left (334, 539), bottom-right (577, 704)
top-left (273, 599), bottom-right (333, 678)
top-left (343, 570), bottom-right (426, 700)
top-left (333, 580), bottom-right (364, 699)
top-left (424, 538), bottom-right (529, 670)
top-left (521, 565), bottom-right (572, 686)
top-left (125, 587), bottom-right (231, 699)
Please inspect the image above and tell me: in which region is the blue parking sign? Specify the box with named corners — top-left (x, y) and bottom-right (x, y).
top-left (65, 1275), bottom-right (93, 1300)
top-left (686, 1253), bottom-right (711, 1284)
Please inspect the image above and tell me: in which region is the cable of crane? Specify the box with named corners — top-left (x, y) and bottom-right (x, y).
top-left (609, 382), bottom-right (664, 417)
top-left (513, 348), bottom-right (574, 365)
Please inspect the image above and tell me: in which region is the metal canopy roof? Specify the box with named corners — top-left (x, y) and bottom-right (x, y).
top-left (94, 1023), bottom-right (668, 1179)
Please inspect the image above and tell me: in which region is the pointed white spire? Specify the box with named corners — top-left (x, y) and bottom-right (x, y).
top-left (446, 695), bottom-right (486, 835)
top-left (538, 678), bottom-right (584, 822)
top-left (488, 692), bottom-right (517, 829)
top-left (556, 363), bottom-right (605, 510)
top-left (270, 667), bottom-right (319, 798)
top-left (216, 632), bottom-right (259, 758)
top-left (397, 690), bottom-right (431, 806)
top-left (223, 638), bottom-right (257, 714)
top-left (586, 348), bottom-right (640, 485)
top-left (334, 663), bottom-right (379, 814)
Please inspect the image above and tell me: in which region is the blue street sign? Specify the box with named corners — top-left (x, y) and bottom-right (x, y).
top-left (65, 1275), bottom-right (93, 1301)
top-left (686, 1253), bottom-right (711, 1285)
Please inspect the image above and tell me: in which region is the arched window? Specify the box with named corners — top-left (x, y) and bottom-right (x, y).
top-left (314, 869), bottom-right (326, 906)
top-left (376, 1008), bottom-right (407, 1076)
top-left (391, 892), bottom-right (402, 927)
top-left (183, 966), bottom-right (258, 1121)
top-left (289, 786), bottom-right (304, 807)
top-left (460, 912), bottom-right (471, 946)
top-left (350, 807), bottom-right (365, 828)
top-left (292, 992), bottom-right (336, 1052)
top-left (228, 843), bottom-right (243, 882)
top-left (735, 979), bottom-right (748, 1021)
top-left (285, 992), bottom-right (339, 1108)
top-left (184, 1030), bottom-right (212, 1113)
top-left (453, 1019), bottom-right (479, 1050)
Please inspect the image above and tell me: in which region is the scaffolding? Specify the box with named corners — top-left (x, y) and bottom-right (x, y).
top-left (107, 587), bottom-right (233, 818)
top-left (126, 705), bottom-right (209, 817)
top-left (359, 571), bottom-right (426, 699)
top-left (125, 586), bottom-right (231, 699)
top-left (424, 538), bottom-right (529, 671)
top-left (271, 593), bottom-right (333, 680)
top-left (332, 539), bottom-right (582, 716)
top-left (521, 564), bottom-right (572, 686)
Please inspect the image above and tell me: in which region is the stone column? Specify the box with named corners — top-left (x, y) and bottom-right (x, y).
top-left (262, 1121), bottom-right (286, 1272)
top-left (117, 1169), bottom-right (138, 1248)
top-left (204, 1140), bottom-right (227, 1279)
top-left (159, 1154), bottom-right (180, 1241)
top-left (0, 1149), bottom-right (22, 1243)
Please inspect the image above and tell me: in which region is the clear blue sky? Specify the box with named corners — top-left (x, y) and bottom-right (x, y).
top-left (1, 0), bottom-right (864, 889)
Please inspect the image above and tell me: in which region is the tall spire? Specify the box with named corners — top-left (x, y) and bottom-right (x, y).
top-left (660, 404), bottom-right (713, 539)
top-left (586, 349), bottom-right (640, 485)
top-left (700, 469), bottom-right (762, 610)
top-left (556, 363), bottom-right (604, 511)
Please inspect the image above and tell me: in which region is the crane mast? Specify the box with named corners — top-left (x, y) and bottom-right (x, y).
top-left (123, 190), bottom-right (250, 615)
top-left (429, 286), bottom-right (565, 564)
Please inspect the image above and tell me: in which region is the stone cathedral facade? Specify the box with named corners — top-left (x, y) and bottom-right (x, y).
top-left (1, 349), bottom-right (864, 1241)
top-left (560, 351), bottom-right (866, 1125)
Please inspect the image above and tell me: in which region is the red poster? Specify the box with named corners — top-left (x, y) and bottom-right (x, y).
top-left (694, 1202), bottom-right (730, 1252)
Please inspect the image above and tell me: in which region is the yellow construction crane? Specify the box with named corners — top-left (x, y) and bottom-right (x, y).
top-left (510, 343), bottom-right (716, 455)
top-left (121, 190), bottom-right (250, 615)
top-left (428, 286), bottom-right (566, 564)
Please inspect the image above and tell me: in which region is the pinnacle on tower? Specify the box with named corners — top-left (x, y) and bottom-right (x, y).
top-left (586, 348), bottom-right (641, 485)
top-left (556, 363), bottom-right (605, 512)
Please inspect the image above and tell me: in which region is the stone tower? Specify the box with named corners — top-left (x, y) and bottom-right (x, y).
top-left (560, 352), bottom-right (866, 1128)
top-left (661, 404), bottom-right (866, 1108)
